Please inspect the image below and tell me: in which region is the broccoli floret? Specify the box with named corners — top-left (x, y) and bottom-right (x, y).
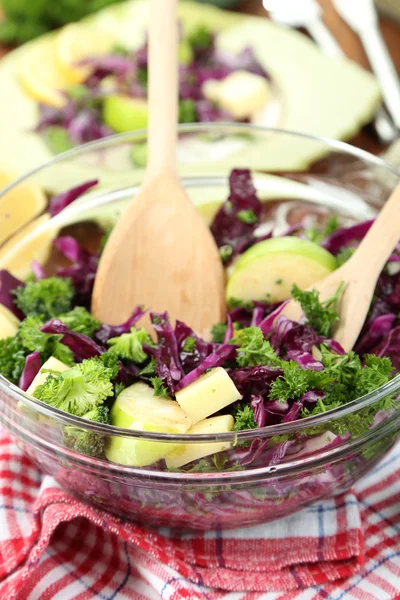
top-left (63, 405), bottom-right (110, 457)
top-left (59, 306), bottom-right (101, 337)
top-left (19, 315), bottom-right (74, 366)
top-left (99, 352), bottom-right (120, 379)
top-left (0, 336), bottom-right (29, 384)
top-left (33, 357), bottom-right (114, 416)
top-left (14, 277), bottom-right (74, 320)
top-left (107, 327), bottom-right (152, 363)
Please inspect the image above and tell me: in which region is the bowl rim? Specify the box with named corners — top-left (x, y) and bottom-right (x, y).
top-left (1, 122), bottom-right (400, 445)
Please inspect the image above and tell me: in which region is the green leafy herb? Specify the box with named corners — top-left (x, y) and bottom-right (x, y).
top-left (227, 297), bottom-right (254, 311)
top-left (220, 244), bottom-right (233, 263)
top-left (44, 126), bottom-right (73, 155)
top-left (291, 282), bottom-right (344, 337)
top-left (187, 24), bottom-right (213, 51)
top-left (140, 357), bottom-right (157, 377)
top-left (237, 209), bottom-right (258, 224)
top-left (150, 377), bottom-right (170, 398)
top-left (269, 360), bottom-right (333, 403)
top-left (232, 403), bottom-right (257, 431)
top-left (231, 326), bottom-right (281, 367)
top-left (305, 216), bottom-right (339, 244)
top-left (183, 337), bottom-right (196, 353)
top-left (178, 99), bottom-right (197, 123)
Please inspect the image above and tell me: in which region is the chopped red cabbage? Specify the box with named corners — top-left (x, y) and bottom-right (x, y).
top-left (19, 352), bottom-right (41, 392)
top-left (0, 270), bottom-right (25, 320)
top-left (95, 306), bottom-right (147, 345)
top-left (49, 180), bottom-right (98, 217)
top-left (31, 260), bottom-right (46, 281)
top-left (211, 169), bottom-right (262, 258)
top-left (41, 319), bottom-right (104, 361)
top-left (54, 237), bottom-right (98, 308)
top-left (323, 219), bottom-right (373, 254)
top-left (179, 344), bottom-right (237, 390)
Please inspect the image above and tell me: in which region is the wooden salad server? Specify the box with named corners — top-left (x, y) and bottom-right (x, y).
top-left (283, 184), bottom-right (400, 352)
top-left (92, 0), bottom-right (226, 335)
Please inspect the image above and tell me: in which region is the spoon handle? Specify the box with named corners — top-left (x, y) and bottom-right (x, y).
top-left (346, 184), bottom-right (400, 279)
top-left (146, 0), bottom-right (178, 180)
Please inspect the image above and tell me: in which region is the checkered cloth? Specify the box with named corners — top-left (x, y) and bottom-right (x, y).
top-left (1, 428), bottom-right (400, 600)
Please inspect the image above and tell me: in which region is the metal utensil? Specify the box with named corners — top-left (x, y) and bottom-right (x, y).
top-left (265, 0), bottom-right (397, 143)
top-left (333, 0), bottom-right (400, 132)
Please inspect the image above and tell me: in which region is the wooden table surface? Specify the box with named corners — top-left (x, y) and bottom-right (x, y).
top-left (0, 0), bottom-right (399, 155)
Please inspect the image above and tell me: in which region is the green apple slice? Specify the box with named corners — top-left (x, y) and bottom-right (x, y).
top-left (105, 382), bottom-right (192, 467)
top-left (227, 236), bottom-right (336, 304)
top-left (165, 414), bottom-right (234, 469)
top-left (175, 367), bottom-right (242, 424)
top-left (103, 94), bottom-right (148, 133)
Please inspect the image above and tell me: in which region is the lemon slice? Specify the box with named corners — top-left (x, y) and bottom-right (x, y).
top-left (17, 40), bottom-right (70, 108)
top-left (55, 24), bottom-right (115, 84)
top-left (0, 214), bottom-right (57, 280)
top-left (0, 169), bottom-right (47, 247)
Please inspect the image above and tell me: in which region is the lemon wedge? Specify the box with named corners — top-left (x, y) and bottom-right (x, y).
top-left (0, 214), bottom-right (57, 280)
top-left (0, 169), bottom-right (47, 247)
top-left (55, 24), bottom-right (115, 84)
top-left (18, 40), bottom-right (71, 107)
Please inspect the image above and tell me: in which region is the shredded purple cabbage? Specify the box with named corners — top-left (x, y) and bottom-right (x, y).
top-left (0, 270), bottom-right (25, 320)
top-left (210, 169), bottom-right (263, 259)
top-left (95, 306), bottom-right (147, 345)
top-left (49, 180), bottom-right (98, 217)
top-left (19, 352), bottom-right (41, 392)
top-left (41, 319), bottom-right (104, 361)
top-left (54, 237), bottom-right (98, 308)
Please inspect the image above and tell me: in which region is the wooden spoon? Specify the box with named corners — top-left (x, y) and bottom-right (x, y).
top-left (282, 184), bottom-right (400, 352)
top-left (92, 0), bottom-right (225, 335)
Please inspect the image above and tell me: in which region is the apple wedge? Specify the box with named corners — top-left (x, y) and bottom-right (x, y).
top-left (227, 236), bottom-right (336, 303)
top-left (165, 415), bottom-right (234, 469)
top-left (106, 382), bottom-right (192, 467)
top-left (103, 95), bottom-right (148, 133)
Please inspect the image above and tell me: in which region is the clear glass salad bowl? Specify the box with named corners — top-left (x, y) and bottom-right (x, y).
top-left (0, 124), bottom-right (400, 531)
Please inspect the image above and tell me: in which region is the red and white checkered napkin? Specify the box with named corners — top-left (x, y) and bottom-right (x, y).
top-left (1, 427), bottom-right (400, 600)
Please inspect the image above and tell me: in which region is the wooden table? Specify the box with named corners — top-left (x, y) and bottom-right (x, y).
top-left (240, 0), bottom-right (400, 155)
top-left (0, 0), bottom-right (399, 155)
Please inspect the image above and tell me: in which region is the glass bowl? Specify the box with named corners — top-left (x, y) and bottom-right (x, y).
top-left (0, 124), bottom-right (400, 531)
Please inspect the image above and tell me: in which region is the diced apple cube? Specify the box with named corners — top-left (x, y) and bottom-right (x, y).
top-left (27, 356), bottom-right (69, 396)
top-left (165, 414), bottom-right (234, 469)
top-left (203, 70), bottom-right (271, 119)
top-left (175, 367), bottom-right (242, 424)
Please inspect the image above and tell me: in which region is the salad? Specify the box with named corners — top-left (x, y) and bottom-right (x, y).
top-left (0, 169), bottom-right (398, 471)
top-left (35, 24), bottom-right (271, 157)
